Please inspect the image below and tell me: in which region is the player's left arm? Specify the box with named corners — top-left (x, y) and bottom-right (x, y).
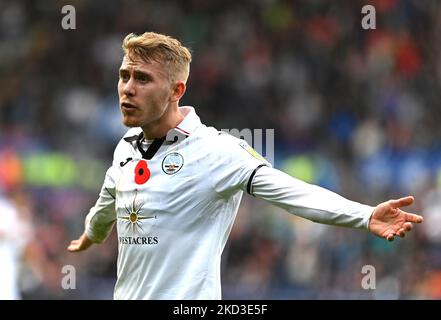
top-left (249, 166), bottom-right (423, 239)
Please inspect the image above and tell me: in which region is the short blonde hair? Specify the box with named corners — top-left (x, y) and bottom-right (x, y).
top-left (122, 32), bottom-right (192, 83)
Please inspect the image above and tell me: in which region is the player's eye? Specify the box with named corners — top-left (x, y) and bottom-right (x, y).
top-left (119, 72), bottom-right (129, 82)
top-left (136, 74), bottom-right (149, 83)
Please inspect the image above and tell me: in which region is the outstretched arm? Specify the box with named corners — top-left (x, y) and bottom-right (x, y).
top-left (248, 166), bottom-right (424, 237)
top-left (368, 196), bottom-right (423, 241)
top-left (250, 166), bottom-right (375, 229)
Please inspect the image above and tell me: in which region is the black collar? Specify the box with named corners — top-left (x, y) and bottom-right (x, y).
top-left (136, 132), bottom-right (166, 160)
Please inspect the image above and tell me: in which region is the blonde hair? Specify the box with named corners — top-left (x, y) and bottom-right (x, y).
top-left (122, 32), bottom-right (192, 83)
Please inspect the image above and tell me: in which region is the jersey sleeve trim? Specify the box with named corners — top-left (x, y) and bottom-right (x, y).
top-left (247, 164), bottom-right (267, 195)
top-left (105, 187), bottom-right (116, 199)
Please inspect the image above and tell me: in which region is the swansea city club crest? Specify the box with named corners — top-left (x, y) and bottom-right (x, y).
top-left (162, 152), bottom-right (184, 175)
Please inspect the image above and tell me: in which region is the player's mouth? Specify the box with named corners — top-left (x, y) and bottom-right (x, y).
top-left (121, 102), bottom-right (138, 112)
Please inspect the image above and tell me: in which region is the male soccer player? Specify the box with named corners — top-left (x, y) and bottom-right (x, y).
top-left (68, 32), bottom-right (423, 299)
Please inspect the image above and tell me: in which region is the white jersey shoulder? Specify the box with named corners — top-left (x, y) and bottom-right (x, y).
top-left (201, 127), bottom-right (271, 167)
top-left (112, 128), bottom-right (142, 166)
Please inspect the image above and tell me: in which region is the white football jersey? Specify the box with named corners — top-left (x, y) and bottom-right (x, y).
top-left (84, 106), bottom-right (374, 300)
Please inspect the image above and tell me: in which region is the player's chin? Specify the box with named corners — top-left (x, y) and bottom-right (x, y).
top-left (122, 116), bottom-right (141, 128)
top-left (123, 118), bottom-right (141, 128)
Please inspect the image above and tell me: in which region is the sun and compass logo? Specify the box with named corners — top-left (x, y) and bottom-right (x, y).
top-left (118, 190), bottom-right (158, 245)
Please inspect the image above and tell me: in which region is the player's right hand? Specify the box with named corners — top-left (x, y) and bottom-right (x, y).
top-left (67, 232), bottom-right (94, 252)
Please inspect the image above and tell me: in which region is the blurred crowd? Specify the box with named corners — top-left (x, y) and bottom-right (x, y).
top-left (1, 0), bottom-right (441, 299)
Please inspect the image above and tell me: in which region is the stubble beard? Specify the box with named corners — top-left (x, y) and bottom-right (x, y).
top-left (121, 114), bottom-right (141, 128)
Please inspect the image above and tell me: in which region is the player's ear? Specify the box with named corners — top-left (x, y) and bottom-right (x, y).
top-left (170, 80), bottom-right (186, 102)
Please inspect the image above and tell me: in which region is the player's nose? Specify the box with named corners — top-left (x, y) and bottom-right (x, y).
top-left (123, 78), bottom-right (136, 96)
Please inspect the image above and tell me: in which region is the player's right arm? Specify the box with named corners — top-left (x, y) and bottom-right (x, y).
top-left (68, 129), bottom-right (142, 253)
top-left (67, 129), bottom-right (138, 253)
top-left (67, 164), bottom-right (118, 252)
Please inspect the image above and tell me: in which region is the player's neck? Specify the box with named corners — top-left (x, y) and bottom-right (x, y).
top-left (142, 104), bottom-right (184, 139)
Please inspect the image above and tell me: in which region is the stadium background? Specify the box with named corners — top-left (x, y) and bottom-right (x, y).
top-left (1, 0), bottom-right (440, 299)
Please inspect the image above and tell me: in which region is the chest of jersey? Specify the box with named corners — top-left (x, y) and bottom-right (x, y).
top-left (114, 147), bottom-right (213, 239)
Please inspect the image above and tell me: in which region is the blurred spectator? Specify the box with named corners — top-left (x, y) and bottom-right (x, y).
top-left (0, 191), bottom-right (33, 299)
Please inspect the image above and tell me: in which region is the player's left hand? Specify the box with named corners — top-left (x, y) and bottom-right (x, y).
top-left (368, 196), bottom-right (423, 241)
